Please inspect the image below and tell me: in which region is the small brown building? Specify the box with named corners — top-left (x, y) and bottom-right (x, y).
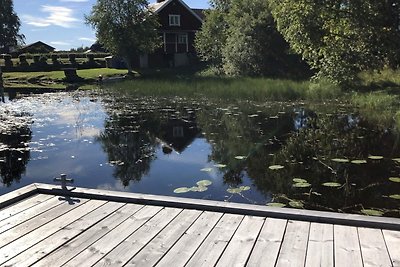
top-left (18, 41), bottom-right (55, 54)
top-left (136, 0), bottom-right (204, 68)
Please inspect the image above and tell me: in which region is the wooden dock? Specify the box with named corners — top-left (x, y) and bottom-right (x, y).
top-left (0, 183), bottom-right (399, 267)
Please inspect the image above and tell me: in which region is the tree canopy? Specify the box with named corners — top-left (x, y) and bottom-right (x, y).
top-left (0, 0), bottom-right (24, 53)
top-left (269, 0), bottom-right (400, 85)
top-left (85, 0), bottom-right (160, 72)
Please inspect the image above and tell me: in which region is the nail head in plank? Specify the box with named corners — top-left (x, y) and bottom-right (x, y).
top-left (216, 215), bottom-right (265, 267)
top-left (63, 205), bottom-right (162, 267)
top-left (305, 223), bottom-right (333, 267)
top-left (334, 225), bottom-right (363, 267)
top-left (186, 213), bottom-right (244, 267)
top-left (247, 218), bottom-right (287, 267)
top-left (155, 211), bottom-right (222, 267)
top-left (383, 230), bottom-right (400, 266)
top-left (126, 209), bottom-right (202, 267)
top-left (276, 220), bottom-right (310, 267)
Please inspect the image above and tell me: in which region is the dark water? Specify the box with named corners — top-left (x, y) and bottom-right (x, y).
top-left (1, 88), bottom-right (399, 217)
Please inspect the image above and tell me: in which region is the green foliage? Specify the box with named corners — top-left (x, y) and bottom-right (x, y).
top-left (85, 0), bottom-right (160, 72)
top-left (0, 0), bottom-right (24, 53)
top-left (269, 0), bottom-right (400, 86)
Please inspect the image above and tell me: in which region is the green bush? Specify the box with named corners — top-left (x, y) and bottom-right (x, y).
top-left (307, 78), bottom-right (341, 100)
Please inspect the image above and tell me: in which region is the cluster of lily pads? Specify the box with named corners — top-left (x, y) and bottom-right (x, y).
top-left (331, 156), bottom-right (400, 164)
top-left (173, 180), bottom-right (213, 194)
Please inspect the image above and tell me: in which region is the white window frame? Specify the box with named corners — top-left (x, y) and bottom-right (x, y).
top-left (177, 33), bottom-right (188, 44)
top-left (169, 15), bottom-right (181, 26)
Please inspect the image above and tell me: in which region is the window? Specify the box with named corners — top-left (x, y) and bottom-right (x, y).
top-left (169, 15), bottom-right (180, 26)
top-left (177, 34), bottom-right (188, 44)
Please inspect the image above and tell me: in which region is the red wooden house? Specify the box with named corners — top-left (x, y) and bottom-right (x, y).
top-left (136, 0), bottom-right (204, 68)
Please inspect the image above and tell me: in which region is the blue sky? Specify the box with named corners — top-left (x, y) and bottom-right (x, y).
top-left (14, 0), bottom-right (210, 50)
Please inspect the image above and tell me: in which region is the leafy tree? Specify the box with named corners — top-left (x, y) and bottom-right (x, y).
top-left (0, 0), bottom-right (24, 53)
top-left (269, 0), bottom-right (400, 85)
top-left (85, 0), bottom-right (160, 73)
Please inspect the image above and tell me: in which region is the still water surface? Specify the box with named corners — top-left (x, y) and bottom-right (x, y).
top-left (0, 88), bottom-right (399, 217)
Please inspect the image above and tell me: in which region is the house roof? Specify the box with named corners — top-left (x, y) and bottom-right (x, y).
top-left (149, 0), bottom-right (204, 23)
top-left (20, 41), bottom-right (55, 51)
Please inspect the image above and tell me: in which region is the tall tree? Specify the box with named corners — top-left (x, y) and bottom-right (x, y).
top-left (86, 0), bottom-right (160, 73)
top-left (269, 0), bottom-right (400, 86)
top-left (0, 0), bottom-right (24, 53)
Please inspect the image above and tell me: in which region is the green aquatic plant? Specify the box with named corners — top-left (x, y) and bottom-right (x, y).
top-left (322, 182), bottom-right (342, 187)
top-left (268, 165), bottom-right (285, 170)
top-left (389, 177), bottom-right (400, 183)
top-left (289, 201), bottom-right (304, 209)
top-left (173, 187), bottom-right (191, 194)
top-left (197, 180), bottom-right (213, 187)
top-left (174, 179), bottom-right (213, 194)
top-left (368, 155), bottom-right (384, 160)
top-left (351, 159), bottom-right (367, 164)
top-left (227, 185), bottom-right (251, 194)
top-left (331, 158), bottom-right (350, 163)
top-left (293, 182), bottom-right (312, 188)
top-left (200, 168), bottom-right (213, 172)
top-left (361, 209), bottom-right (384, 217)
top-left (389, 194), bottom-right (400, 200)
top-left (267, 202), bottom-right (286, 208)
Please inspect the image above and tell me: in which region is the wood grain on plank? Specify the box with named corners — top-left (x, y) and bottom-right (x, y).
top-left (34, 203), bottom-right (143, 267)
top-left (334, 225), bottom-right (363, 267)
top-left (0, 194), bottom-right (53, 222)
top-left (155, 211), bottom-right (222, 267)
top-left (0, 184), bottom-right (37, 210)
top-left (305, 223), bottom-right (333, 267)
top-left (383, 229), bottom-right (400, 267)
top-left (0, 199), bottom-right (105, 265)
top-left (0, 196), bottom-right (63, 235)
top-left (215, 215), bottom-right (264, 267)
top-left (63, 205), bottom-right (162, 267)
top-left (186, 213), bottom-right (244, 267)
top-left (126, 209), bottom-right (202, 267)
top-left (358, 227), bottom-right (392, 267)
top-left (276, 220), bottom-right (310, 267)
top-left (2, 201), bottom-right (124, 267)
top-left (247, 218), bottom-right (287, 267)
top-left (94, 207), bottom-right (182, 267)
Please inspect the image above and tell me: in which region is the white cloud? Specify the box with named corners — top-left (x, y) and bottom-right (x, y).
top-left (50, 41), bottom-right (71, 46)
top-left (78, 37), bottom-right (96, 43)
top-left (22, 5), bottom-right (80, 28)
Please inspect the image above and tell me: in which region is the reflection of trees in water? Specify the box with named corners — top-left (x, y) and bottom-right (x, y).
top-left (0, 114), bottom-right (32, 186)
top-left (97, 96), bottom-right (200, 186)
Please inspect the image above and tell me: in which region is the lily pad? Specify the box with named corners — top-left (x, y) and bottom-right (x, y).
top-left (214, 164), bottom-right (227, 168)
top-left (269, 165), bottom-right (284, 170)
top-left (389, 177), bottom-right (400, 183)
top-left (293, 182), bottom-right (312, 188)
top-left (393, 158), bottom-right (400, 163)
top-left (322, 182), bottom-right (342, 187)
top-left (293, 178), bottom-right (308, 183)
top-left (234, 156), bottom-right (246, 160)
top-left (351, 159), bottom-right (367, 164)
top-left (331, 158), bottom-right (350, 163)
top-left (368, 155), bottom-right (384, 160)
top-left (227, 188), bottom-right (242, 194)
top-left (200, 168), bottom-right (213, 172)
top-left (361, 209), bottom-right (384, 216)
top-left (189, 186), bottom-right (208, 192)
top-left (389, 194), bottom-right (400, 200)
top-left (239, 186), bottom-right (251, 191)
top-left (289, 201), bottom-right (304, 209)
top-left (173, 187), bottom-right (191, 194)
top-left (267, 203), bottom-right (286, 208)
top-left (196, 180), bottom-right (213, 187)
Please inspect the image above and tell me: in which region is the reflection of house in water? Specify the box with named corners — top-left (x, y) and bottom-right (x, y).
top-left (158, 117), bottom-right (200, 154)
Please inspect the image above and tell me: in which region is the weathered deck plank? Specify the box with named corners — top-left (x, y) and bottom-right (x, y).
top-left (34, 203), bottom-right (144, 267)
top-left (94, 207), bottom-right (182, 266)
top-left (0, 199), bottom-right (105, 265)
top-left (0, 184), bottom-right (400, 267)
top-left (186, 213), bottom-right (244, 267)
top-left (358, 227), bottom-right (392, 267)
top-left (2, 201), bottom-right (124, 267)
top-left (0, 194), bottom-right (53, 222)
top-left (305, 223), bottom-right (334, 267)
top-left (383, 230), bottom-right (400, 266)
top-left (155, 211), bottom-right (222, 267)
top-left (63, 205), bottom-right (162, 267)
top-left (276, 220), bottom-right (310, 267)
top-left (126, 209), bottom-right (202, 267)
top-left (246, 218), bottom-right (287, 267)
top-left (334, 225), bottom-right (363, 267)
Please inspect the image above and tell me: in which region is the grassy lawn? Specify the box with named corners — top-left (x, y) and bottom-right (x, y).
top-left (3, 68), bottom-right (129, 89)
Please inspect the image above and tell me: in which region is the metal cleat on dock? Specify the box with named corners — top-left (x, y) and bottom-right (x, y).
top-left (54, 174), bottom-right (74, 190)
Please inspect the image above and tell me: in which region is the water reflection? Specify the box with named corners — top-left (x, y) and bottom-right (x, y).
top-left (0, 89), bottom-right (399, 217)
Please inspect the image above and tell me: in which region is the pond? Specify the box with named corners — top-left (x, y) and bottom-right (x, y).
top-left (0, 86), bottom-right (399, 218)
